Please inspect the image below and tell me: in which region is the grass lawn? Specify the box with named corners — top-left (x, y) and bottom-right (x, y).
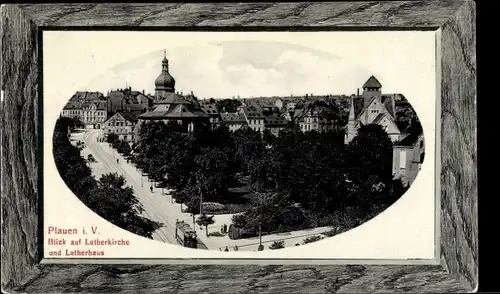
top-left (203, 174), bottom-right (261, 215)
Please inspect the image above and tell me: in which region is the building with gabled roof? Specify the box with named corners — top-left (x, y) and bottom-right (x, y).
top-left (79, 100), bottom-right (107, 129)
top-left (264, 115), bottom-right (288, 136)
top-left (61, 101), bottom-right (83, 120)
top-left (392, 119), bottom-right (424, 186)
top-left (345, 76), bottom-right (407, 144)
top-left (239, 105), bottom-right (265, 133)
top-left (220, 112), bottom-right (248, 132)
top-left (107, 87), bottom-right (152, 114)
top-left (200, 102), bottom-right (221, 127)
top-left (299, 100), bottom-right (339, 133)
top-left (103, 111), bottom-right (139, 142)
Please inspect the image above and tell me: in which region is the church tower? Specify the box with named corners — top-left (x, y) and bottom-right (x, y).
top-left (362, 75), bottom-right (382, 107)
top-left (154, 50), bottom-right (176, 101)
top-left (345, 96), bottom-right (358, 144)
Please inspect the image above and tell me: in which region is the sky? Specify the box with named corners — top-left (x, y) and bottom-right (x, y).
top-left (43, 31), bottom-right (435, 100)
top-left (84, 41), bottom-right (371, 98)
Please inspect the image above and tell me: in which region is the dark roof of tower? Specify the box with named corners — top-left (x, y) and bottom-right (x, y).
top-left (363, 75), bottom-right (382, 88)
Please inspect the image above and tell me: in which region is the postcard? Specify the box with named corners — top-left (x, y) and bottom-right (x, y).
top-left (42, 31), bottom-right (436, 262)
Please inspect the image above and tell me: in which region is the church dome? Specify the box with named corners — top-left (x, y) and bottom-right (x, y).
top-left (155, 55), bottom-right (175, 91)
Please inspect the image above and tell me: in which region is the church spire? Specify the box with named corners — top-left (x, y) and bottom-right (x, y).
top-left (348, 96), bottom-right (356, 121)
top-left (162, 49), bottom-right (169, 72)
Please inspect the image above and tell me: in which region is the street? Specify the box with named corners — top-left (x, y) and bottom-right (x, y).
top-left (74, 130), bottom-right (334, 251)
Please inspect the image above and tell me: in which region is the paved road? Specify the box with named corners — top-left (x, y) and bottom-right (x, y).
top-left (78, 130), bottom-right (186, 245)
top-left (76, 130), bottom-right (335, 251)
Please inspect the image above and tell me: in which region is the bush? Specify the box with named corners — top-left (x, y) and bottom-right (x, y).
top-left (208, 231), bottom-right (224, 237)
top-left (257, 244), bottom-right (264, 251)
top-left (302, 235), bottom-right (323, 244)
top-left (322, 227), bottom-right (340, 237)
top-left (269, 240), bottom-right (285, 250)
top-left (202, 202), bottom-right (226, 212)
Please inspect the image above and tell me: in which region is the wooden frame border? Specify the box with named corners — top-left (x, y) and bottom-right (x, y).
top-left (1, 2), bottom-right (477, 292)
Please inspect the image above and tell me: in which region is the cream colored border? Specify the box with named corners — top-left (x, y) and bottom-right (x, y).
top-left (434, 28), bottom-right (442, 264)
top-left (41, 258), bottom-right (439, 265)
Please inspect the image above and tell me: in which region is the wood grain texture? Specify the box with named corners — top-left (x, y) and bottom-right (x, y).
top-left (439, 0), bottom-right (477, 291)
top-left (1, 2), bottom-right (477, 293)
top-left (10, 264), bottom-right (467, 293)
top-left (16, 1), bottom-right (465, 28)
top-left (1, 4), bottom-right (40, 291)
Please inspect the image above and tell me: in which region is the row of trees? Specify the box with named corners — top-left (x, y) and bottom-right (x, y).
top-left (231, 123), bottom-right (408, 235)
top-left (132, 122), bottom-right (237, 215)
top-left (132, 118), bottom-right (410, 238)
top-left (53, 117), bottom-right (161, 238)
top-left (106, 133), bottom-right (132, 156)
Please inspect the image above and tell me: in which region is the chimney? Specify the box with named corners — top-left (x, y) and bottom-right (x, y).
top-left (357, 88), bottom-right (359, 96)
top-left (392, 94), bottom-right (396, 117)
top-left (143, 89), bottom-right (145, 95)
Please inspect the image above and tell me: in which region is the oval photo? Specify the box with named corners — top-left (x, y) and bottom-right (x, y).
top-left (53, 42), bottom-right (425, 252)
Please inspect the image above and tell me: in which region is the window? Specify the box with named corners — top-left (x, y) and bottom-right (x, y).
top-left (399, 151), bottom-right (406, 168)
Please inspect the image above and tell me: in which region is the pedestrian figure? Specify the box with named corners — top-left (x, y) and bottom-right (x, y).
top-left (116, 158), bottom-right (119, 164)
top-left (150, 186), bottom-right (153, 193)
top-left (234, 245), bottom-right (239, 251)
top-left (224, 246), bottom-right (229, 252)
top-left (223, 224), bottom-right (227, 233)
top-left (221, 225), bottom-right (224, 233)
top-left (219, 248), bottom-right (222, 251)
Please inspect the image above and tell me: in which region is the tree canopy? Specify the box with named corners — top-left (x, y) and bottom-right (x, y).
top-left (131, 118), bottom-right (408, 238)
top-left (53, 117), bottom-right (161, 239)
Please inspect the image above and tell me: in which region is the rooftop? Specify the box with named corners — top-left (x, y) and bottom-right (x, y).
top-left (116, 111), bottom-right (139, 122)
top-left (220, 112), bottom-right (247, 124)
top-left (363, 75), bottom-right (382, 88)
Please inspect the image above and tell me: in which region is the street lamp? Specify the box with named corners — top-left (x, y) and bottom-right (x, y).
top-left (258, 193), bottom-right (265, 249)
top-left (199, 190), bottom-right (203, 216)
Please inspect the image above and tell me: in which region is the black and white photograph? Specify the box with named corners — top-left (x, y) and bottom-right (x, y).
top-left (45, 31), bottom-right (432, 256)
top-left (2, 3), bottom-right (477, 293)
